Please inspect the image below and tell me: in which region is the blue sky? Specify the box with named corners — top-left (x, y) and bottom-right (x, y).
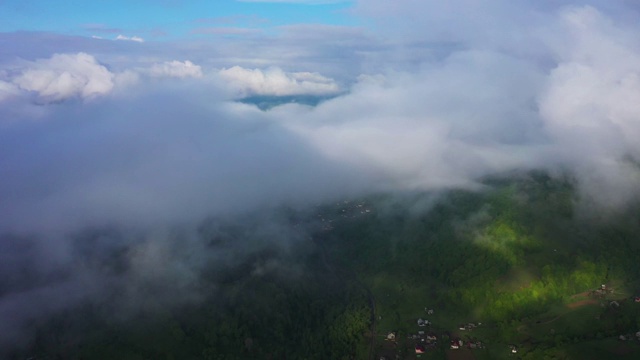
top-left (0, 0), bottom-right (357, 39)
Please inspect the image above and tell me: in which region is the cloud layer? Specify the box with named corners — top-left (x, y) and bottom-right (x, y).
top-left (2, 3), bottom-right (640, 231)
top-left (115, 34), bottom-right (145, 43)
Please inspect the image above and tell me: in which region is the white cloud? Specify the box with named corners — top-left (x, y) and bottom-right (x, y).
top-left (12, 53), bottom-right (115, 102)
top-left (538, 6), bottom-right (640, 207)
top-left (4, 56), bottom-right (205, 104)
top-left (273, 50), bottom-right (545, 190)
top-left (115, 34), bottom-right (145, 43)
top-left (218, 66), bottom-right (340, 97)
top-left (149, 60), bottom-right (203, 78)
top-left (0, 80), bottom-right (20, 102)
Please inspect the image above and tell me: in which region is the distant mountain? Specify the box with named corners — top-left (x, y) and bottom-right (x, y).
top-left (238, 94), bottom-right (339, 110)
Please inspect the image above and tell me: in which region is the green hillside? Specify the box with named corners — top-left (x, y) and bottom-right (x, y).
top-left (14, 171), bottom-right (640, 360)
top-left (322, 171), bottom-right (640, 359)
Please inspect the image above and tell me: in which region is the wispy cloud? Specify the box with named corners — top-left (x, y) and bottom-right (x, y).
top-left (0, 80), bottom-right (20, 102)
top-left (115, 34), bottom-right (145, 43)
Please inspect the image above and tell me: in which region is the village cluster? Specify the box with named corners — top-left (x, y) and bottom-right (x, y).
top-left (411, 309), bottom-right (441, 354)
top-left (378, 283), bottom-right (640, 359)
top-left (380, 307), bottom-right (488, 358)
top-left (590, 284), bottom-right (640, 343)
top-left (618, 297), bottom-right (640, 342)
top-left (618, 331), bottom-right (640, 342)
top-left (317, 201), bottom-right (373, 231)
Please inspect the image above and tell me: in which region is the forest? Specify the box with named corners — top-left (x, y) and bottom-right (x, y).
top-left (7, 170), bottom-right (640, 359)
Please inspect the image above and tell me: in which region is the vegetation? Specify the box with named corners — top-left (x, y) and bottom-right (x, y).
top-left (239, 94), bottom-right (337, 110)
top-left (10, 170), bottom-right (640, 359)
top-left (323, 171), bottom-right (640, 358)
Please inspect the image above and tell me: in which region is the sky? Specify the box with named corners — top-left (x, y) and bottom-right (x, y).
top-left (0, 0), bottom-right (357, 40)
top-left (2, 0), bottom-right (640, 353)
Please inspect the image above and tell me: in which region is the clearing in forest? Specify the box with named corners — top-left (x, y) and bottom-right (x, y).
top-left (566, 298), bottom-right (598, 309)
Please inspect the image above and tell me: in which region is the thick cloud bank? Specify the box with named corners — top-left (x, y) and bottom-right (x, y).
top-left (539, 6), bottom-right (640, 207)
top-left (2, 0), bottom-right (640, 352)
top-left (149, 60), bottom-right (203, 78)
top-left (11, 53), bottom-right (114, 102)
top-left (218, 66), bottom-right (341, 97)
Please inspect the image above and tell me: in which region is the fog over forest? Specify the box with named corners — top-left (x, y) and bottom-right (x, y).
top-left (2, 0), bottom-right (640, 355)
